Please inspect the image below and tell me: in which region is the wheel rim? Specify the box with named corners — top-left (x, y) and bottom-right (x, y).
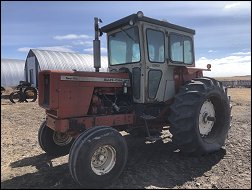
top-left (26, 90), bottom-right (34, 97)
top-left (91, 145), bottom-right (116, 175)
top-left (198, 99), bottom-right (216, 137)
top-left (11, 92), bottom-right (22, 102)
top-left (53, 132), bottom-right (73, 146)
top-left (13, 94), bottom-right (20, 102)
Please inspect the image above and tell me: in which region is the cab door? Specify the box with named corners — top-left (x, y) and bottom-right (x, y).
top-left (143, 24), bottom-right (167, 103)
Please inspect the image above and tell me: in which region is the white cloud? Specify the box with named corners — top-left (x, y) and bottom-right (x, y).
top-left (223, 2), bottom-right (250, 12)
top-left (84, 47), bottom-right (107, 54)
top-left (196, 52), bottom-right (251, 77)
top-left (54, 34), bottom-right (91, 40)
top-left (72, 40), bottom-right (93, 46)
top-left (38, 45), bottom-right (75, 52)
top-left (17, 45), bottom-right (75, 53)
top-left (147, 1), bottom-right (250, 18)
top-left (208, 50), bottom-right (217, 53)
top-left (101, 48), bottom-right (108, 54)
top-left (224, 2), bottom-right (240, 9)
top-left (231, 52), bottom-right (251, 55)
top-left (17, 47), bottom-right (32, 52)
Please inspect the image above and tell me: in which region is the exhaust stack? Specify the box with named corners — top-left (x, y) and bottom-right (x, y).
top-left (93, 17), bottom-right (102, 72)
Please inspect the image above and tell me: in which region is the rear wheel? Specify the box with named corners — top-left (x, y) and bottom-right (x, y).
top-left (168, 77), bottom-right (231, 155)
top-left (69, 126), bottom-right (128, 188)
top-left (38, 121), bottom-right (74, 156)
top-left (24, 87), bottom-right (37, 102)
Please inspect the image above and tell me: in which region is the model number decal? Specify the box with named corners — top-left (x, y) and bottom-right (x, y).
top-left (61, 76), bottom-right (130, 83)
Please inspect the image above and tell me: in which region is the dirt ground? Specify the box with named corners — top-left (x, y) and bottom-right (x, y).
top-left (1, 88), bottom-right (251, 189)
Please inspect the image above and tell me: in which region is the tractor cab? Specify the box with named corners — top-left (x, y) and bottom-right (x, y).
top-left (99, 11), bottom-right (196, 103)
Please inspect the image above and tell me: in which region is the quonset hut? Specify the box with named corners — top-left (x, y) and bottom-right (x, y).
top-left (25, 49), bottom-right (108, 88)
top-left (1, 59), bottom-right (26, 88)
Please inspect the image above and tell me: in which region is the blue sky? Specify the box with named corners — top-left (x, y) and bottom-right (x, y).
top-left (1, 1), bottom-right (251, 77)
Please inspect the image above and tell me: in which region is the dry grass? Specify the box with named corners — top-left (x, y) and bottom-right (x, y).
top-left (228, 88), bottom-right (251, 105)
top-left (2, 87), bottom-right (14, 94)
top-left (214, 75), bottom-right (251, 81)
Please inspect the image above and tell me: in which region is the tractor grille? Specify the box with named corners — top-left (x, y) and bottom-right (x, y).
top-left (43, 74), bottom-right (50, 106)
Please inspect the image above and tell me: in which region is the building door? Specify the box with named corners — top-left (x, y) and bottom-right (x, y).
top-left (26, 57), bottom-right (36, 87)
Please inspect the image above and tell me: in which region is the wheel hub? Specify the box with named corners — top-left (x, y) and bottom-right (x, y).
top-left (53, 132), bottom-right (73, 146)
top-left (202, 112), bottom-right (208, 123)
top-left (26, 91), bottom-right (34, 97)
top-left (99, 154), bottom-right (105, 161)
top-left (91, 145), bottom-right (116, 175)
top-left (199, 99), bottom-right (216, 137)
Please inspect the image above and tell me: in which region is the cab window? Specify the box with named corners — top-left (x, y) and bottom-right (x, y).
top-left (108, 26), bottom-right (140, 65)
top-left (170, 34), bottom-right (193, 64)
top-left (146, 29), bottom-right (165, 63)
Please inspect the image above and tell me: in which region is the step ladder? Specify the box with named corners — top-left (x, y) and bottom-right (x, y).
top-left (139, 113), bottom-right (162, 142)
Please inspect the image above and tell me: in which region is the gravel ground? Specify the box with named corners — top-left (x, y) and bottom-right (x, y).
top-left (1, 88), bottom-right (251, 189)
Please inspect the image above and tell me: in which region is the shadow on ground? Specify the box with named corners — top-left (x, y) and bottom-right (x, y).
top-left (1, 134), bottom-right (226, 189)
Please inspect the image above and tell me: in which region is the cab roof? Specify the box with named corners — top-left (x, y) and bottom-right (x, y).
top-left (101, 13), bottom-right (195, 35)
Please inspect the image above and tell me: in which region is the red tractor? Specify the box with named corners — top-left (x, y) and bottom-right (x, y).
top-left (38, 11), bottom-right (231, 188)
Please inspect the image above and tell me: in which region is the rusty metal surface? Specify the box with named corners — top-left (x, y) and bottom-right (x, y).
top-left (45, 114), bottom-right (134, 134)
top-left (39, 70), bottom-right (130, 118)
top-left (173, 66), bottom-right (203, 92)
top-left (46, 116), bottom-right (69, 133)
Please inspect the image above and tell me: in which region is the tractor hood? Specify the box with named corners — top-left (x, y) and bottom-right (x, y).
top-left (38, 70), bottom-right (130, 118)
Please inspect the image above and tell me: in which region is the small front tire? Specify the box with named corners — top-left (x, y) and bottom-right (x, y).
top-left (38, 121), bottom-right (74, 156)
top-left (69, 126), bottom-right (128, 188)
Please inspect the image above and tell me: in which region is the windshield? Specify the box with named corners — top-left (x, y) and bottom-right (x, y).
top-left (108, 26), bottom-right (140, 65)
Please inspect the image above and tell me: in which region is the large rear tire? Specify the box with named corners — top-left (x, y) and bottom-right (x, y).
top-left (38, 121), bottom-right (74, 156)
top-left (69, 126), bottom-right (128, 188)
top-left (168, 77), bottom-right (231, 155)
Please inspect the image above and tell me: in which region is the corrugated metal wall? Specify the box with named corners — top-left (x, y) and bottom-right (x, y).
top-left (25, 49), bottom-right (109, 87)
top-left (1, 59), bottom-right (25, 88)
top-left (26, 49), bottom-right (108, 72)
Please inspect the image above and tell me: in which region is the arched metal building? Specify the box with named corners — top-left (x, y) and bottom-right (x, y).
top-left (1, 59), bottom-right (26, 88)
top-left (25, 49), bottom-right (108, 88)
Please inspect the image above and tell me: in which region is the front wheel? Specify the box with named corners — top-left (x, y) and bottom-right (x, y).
top-left (168, 77), bottom-right (231, 155)
top-left (38, 121), bottom-right (74, 156)
top-left (9, 91), bottom-right (24, 103)
top-left (69, 126), bottom-right (128, 188)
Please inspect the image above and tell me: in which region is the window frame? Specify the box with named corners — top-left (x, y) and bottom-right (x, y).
top-left (108, 26), bottom-right (141, 66)
top-left (132, 67), bottom-right (141, 99)
top-left (146, 28), bottom-right (165, 64)
top-left (147, 69), bottom-right (163, 99)
top-left (169, 33), bottom-right (194, 65)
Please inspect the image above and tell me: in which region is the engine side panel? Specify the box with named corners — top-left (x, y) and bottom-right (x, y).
top-left (39, 70), bottom-right (130, 119)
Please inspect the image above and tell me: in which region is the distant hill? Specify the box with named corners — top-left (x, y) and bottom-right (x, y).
top-left (214, 75), bottom-right (251, 81)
